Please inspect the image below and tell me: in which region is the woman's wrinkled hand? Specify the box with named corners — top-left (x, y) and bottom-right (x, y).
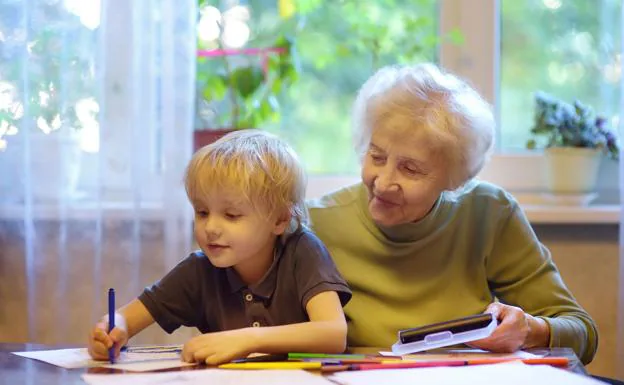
top-left (467, 302), bottom-right (531, 352)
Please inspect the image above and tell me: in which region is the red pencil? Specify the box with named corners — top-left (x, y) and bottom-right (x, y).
top-left (465, 357), bottom-right (569, 368)
top-left (320, 360), bottom-right (467, 372)
top-left (320, 357), bottom-right (570, 373)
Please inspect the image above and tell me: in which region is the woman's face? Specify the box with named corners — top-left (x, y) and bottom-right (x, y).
top-left (361, 124), bottom-right (449, 226)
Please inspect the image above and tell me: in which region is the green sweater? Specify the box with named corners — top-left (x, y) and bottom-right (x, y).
top-left (307, 181), bottom-right (598, 364)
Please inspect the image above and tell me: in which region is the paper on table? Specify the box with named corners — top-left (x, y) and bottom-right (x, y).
top-left (12, 347), bottom-right (196, 371)
top-left (378, 348), bottom-right (540, 360)
top-left (82, 369), bottom-right (334, 385)
top-left (329, 362), bottom-right (607, 385)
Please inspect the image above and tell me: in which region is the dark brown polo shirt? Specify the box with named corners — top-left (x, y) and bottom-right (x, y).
top-left (139, 228), bottom-right (351, 333)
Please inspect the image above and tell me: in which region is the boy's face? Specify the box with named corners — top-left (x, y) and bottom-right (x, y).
top-left (192, 189), bottom-right (288, 283)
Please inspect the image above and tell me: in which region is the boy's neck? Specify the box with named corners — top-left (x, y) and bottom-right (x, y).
top-left (234, 238), bottom-right (278, 286)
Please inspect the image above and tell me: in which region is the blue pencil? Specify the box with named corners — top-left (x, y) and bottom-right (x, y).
top-left (108, 288), bottom-right (115, 364)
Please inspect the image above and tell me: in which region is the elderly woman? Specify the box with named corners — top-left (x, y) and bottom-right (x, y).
top-left (308, 63), bottom-right (598, 364)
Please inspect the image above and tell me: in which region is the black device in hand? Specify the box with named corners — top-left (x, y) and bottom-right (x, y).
top-left (399, 313), bottom-right (495, 344)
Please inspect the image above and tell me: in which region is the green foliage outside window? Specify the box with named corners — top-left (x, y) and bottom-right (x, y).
top-left (197, 0), bottom-right (449, 174)
top-left (0, 2), bottom-right (97, 147)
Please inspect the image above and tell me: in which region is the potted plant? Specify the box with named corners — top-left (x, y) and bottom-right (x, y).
top-left (526, 91), bottom-right (619, 195)
top-left (194, 1), bottom-right (299, 152)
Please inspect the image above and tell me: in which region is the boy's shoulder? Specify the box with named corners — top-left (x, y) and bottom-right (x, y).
top-left (283, 227), bottom-right (326, 254)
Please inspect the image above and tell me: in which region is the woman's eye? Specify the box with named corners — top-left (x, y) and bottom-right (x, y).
top-left (370, 154), bottom-right (385, 163)
top-left (405, 167), bottom-right (419, 174)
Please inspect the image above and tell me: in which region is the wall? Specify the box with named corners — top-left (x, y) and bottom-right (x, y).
top-left (534, 224), bottom-right (620, 379)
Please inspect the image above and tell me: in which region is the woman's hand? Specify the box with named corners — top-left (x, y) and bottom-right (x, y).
top-left (87, 313), bottom-right (129, 360)
top-left (468, 303), bottom-right (550, 352)
top-left (182, 328), bottom-right (256, 365)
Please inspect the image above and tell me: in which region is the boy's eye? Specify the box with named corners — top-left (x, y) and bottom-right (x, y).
top-left (195, 210), bottom-right (208, 217)
top-left (225, 213), bottom-right (242, 220)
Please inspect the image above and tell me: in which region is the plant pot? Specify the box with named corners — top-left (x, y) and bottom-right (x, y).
top-left (543, 147), bottom-right (602, 194)
top-left (193, 129), bottom-right (237, 152)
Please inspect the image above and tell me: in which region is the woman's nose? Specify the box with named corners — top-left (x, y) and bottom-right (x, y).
top-left (375, 167), bottom-right (399, 193)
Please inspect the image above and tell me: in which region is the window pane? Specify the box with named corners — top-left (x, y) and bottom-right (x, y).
top-left (500, 0), bottom-right (622, 151)
top-left (196, 0), bottom-right (439, 174)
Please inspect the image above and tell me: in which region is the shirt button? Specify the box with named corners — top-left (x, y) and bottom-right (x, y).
top-left (252, 321), bottom-right (261, 327)
top-left (244, 293), bottom-right (253, 302)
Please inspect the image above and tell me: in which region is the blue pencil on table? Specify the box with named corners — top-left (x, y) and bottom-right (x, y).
top-left (108, 288), bottom-right (115, 364)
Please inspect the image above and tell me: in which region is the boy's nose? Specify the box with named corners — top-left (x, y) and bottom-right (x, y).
top-left (203, 220), bottom-right (221, 239)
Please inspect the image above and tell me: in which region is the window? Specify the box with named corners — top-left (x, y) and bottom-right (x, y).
top-left (196, 0), bottom-right (440, 174)
top-left (500, 0), bottom-right (622, 151)
top-left (0, 0), bottom-right (101, 203)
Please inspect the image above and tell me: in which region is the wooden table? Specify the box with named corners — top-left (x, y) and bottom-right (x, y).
top-left (0, 343), bottom-right (586, 384)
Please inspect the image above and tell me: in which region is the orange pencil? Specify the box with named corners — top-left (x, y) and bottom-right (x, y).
top-left (465, 357), bottom-right (569, 368)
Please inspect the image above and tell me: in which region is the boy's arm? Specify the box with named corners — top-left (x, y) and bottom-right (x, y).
top-left (181, 291), bottom-right (347, 364)
top-left (117, 298), bottom-right (155, 338)
top-left (252, 291), bottom-right (347, 353)
top-left (89, 299), bottom-right (155, 360)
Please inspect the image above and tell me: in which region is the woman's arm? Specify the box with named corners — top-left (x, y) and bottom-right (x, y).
top-left (483, 201), bottom-right (598, 364)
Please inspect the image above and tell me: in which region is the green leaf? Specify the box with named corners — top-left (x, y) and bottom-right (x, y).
top-left (230, 67), bottom-right (265, 98)
top-left (202, 76), bottom-right (228, 101)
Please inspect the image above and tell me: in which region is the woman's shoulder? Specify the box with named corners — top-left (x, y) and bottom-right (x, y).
top-left (447, 179), bottom-right (519, 211)
top-left (442, 180), bottom-right (523, 226)
top-left (306, 182), bottom-right (363, 211)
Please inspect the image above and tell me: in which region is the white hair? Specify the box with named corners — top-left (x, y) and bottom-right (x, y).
top-left (352, 63), bottom-right (495, 190)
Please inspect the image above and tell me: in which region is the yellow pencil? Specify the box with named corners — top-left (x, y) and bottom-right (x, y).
top-left (218, 362), bottom-right (322, 370)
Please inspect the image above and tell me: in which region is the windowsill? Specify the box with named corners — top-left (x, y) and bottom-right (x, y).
top-left (522, 204), bottom-right (619, 224)
top-left (0, 202), bottom-right (171, 221)
top-left (0, 202), bottom-right (618, 225)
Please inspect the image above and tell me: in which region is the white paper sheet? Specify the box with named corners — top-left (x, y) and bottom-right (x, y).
top-left (329, 362), bottom-right (607, 385)
top-left (378, 348), bottom-right (540, 360)
top-left (82, 369), bottom-right (334, 385)
top-left (12, 347), bottom-right (196, 371)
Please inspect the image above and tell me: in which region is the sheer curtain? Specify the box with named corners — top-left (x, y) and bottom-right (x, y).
top-left (0, 0), bottom-right (196, 345)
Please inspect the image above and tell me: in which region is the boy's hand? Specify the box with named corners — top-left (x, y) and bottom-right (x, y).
top-left (182, 328), bottom-right (256, 365)
top-left (87, 314), bottom-right (129, 360)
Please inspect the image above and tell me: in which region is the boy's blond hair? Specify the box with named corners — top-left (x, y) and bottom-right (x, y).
top-left (184, 130), bottom-right (308, 235)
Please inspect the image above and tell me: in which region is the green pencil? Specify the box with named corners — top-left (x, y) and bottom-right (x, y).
top-left (287, 353), bottom-right (368, 360)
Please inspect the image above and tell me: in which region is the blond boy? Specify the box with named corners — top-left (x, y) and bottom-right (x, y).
top-left (88, 130), bottom-right (351, 364)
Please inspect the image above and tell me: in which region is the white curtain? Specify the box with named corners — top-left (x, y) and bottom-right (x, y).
top-left (0, 0), bottom-right (197, 345)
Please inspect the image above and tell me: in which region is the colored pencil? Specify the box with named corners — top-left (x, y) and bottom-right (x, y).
top-left (218, 362), bottom-right (323, 370)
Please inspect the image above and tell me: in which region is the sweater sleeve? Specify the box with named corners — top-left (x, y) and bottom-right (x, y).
top-left (486, 202), bottom-right (598, 364)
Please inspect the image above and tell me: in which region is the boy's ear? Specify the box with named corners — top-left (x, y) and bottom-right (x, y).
top-left (272, 211), bottom-right (291, 235)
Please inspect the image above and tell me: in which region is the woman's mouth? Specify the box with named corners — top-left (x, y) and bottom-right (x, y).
top-left (372, 195), bottom-right (400, 207)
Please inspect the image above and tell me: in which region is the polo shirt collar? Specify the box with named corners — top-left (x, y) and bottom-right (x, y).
top-left (225, 242), bottom-right (283, 299)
